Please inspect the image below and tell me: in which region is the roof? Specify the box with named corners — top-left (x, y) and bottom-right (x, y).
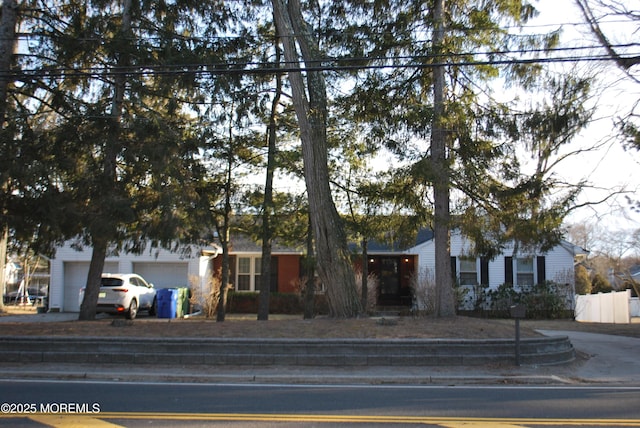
top-left (228, 233), bottom-right (303, 254)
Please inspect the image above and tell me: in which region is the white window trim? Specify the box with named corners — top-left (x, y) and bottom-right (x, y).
top-left (236, 255), bottom-right (261, 292)
top-left (459, 257), bottom-right (479, 286)
top-left (515, 257), bottom-right (535, 288)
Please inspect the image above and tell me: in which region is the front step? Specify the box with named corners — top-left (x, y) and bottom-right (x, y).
top-left (373, 305), bottom-right (411, 317)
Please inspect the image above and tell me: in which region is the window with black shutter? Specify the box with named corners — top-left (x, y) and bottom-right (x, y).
top-left (504, 256), bottom-right (513, 285)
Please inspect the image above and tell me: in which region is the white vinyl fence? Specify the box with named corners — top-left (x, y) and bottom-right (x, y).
top-left (575, 289), bottom-right (639, 324)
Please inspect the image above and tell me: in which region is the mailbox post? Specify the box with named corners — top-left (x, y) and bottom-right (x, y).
top-left (509, 303), bottom-right (526, 366)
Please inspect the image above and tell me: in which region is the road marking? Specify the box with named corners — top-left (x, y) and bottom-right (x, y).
top-left (29, 414), bottom-right (124, 427)
top-left (20, 412), bottom-right (640, 426)
top-left (438, 424), bottom-right (524, 428)
top-left (0, 412), bottom-right (636, 426)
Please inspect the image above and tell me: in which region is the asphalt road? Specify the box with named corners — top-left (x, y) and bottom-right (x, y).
top-left (1, 380), bottom-right (640, 427)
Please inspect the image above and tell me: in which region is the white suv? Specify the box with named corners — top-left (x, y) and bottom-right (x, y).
top-left (79, 273), bottom-right (157, 319)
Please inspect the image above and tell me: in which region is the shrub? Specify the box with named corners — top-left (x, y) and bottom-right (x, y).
top-left (354, 270), bottom-right (379, 314)
top-left (481, 281), bottom-right (572, 319)
top-left (410, 268), bottom-right (436, 316)
top-left (574, 265), bottom-right (592, 294)
top-left (457, 282), bottom-right (489, 312)
top-left (189, 274), bottom-right (230, 318)
top-left (591, 273), bottom-right (612, 294)
top-left (520, 281), bottom-right (571, 319)
top-left (486, 283), bottom-right (520, 317)
top-left (226, 290), bottom-right (329, 315)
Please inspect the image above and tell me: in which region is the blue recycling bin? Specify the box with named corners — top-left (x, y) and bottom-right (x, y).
top-left (157, 288), bottom-right (177, 319)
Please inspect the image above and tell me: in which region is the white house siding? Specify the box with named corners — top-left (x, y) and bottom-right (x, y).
top-left (49, 241), bottom-right (208, 312)
top-left (408, 231), bottom-right (578, 308)
top-left (543, 243), bottom-right (576, 285)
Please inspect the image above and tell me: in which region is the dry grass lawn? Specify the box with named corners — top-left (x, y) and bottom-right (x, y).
top-left (2, 305), bottom-right (639, 339)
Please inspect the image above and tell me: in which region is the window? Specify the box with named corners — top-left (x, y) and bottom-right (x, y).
top-left (516, 257), bottom-right (534, 286)
top-left (236, 256), bottom-right (261, 291)
top-left (459, 258), bottom-right (478, 285)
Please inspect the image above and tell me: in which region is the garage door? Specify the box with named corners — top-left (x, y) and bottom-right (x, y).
top-left (132, 262), bottom-right (189, 289)
top-left (63, 261), bottom-right (118, 312)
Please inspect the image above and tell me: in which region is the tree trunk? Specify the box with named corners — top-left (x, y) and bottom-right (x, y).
top-left (258, 27), bottom-right (283, 321)
top-left (0, 227), bottom-right (7, 312)
top-left (78, 238), bottom-right (107, 320)
top-left (0, 0), bottom-right (17, 125)
top-left (0, 0), bottom-right (18, 314)
top-left (257, 124), bottom-right (275, 320)
top-left (432, 0), bottom-right (455, 317)
top-left (361, 238), bottom-right (369, 312)
top-left (217, 140), bottom-right (234, 322)
top-left (303, 215), bottom-right (315, 319)
top-left (271, 0), bottom-right (361, 318)
top-left (79, 0), bottom-right (132, 320)
top-left (217, 232), bottom-right (229, 322)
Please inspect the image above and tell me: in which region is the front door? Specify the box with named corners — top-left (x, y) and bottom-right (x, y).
top-left (378, 257), bottom-right (400, 305)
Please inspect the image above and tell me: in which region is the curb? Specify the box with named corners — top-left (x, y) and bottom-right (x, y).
top-left (0, 365), bottom-right (577, 386)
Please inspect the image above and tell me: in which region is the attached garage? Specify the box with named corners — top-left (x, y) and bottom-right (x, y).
top-left (49, 241), bottom-right (208, 313)
top-left (62, 261), bottom-right (118, 312)
top-left (132, 262), bottom-right (189, 289)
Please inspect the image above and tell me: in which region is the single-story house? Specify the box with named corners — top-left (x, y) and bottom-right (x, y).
top-left (48, 229), bottom-right (586, 313)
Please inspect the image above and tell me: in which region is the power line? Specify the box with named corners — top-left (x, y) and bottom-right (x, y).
top-left (5, 16), bottom-right (637, 46)
top-left (3, 45), bottom-right (638, 79)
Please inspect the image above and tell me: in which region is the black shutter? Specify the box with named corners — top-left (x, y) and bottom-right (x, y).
top-left (229, 255), bottom-right (237, 287)
top-left (537, 256), bottom-right (546, 285)
top-left (450, 257), bottom-right (457, 280)
top-left (480, 257), bottom-right (489, 285)
top-left (504, 256), bottom-right (513, 286)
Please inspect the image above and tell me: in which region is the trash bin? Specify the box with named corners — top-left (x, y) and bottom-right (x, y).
top-left (176, 287), bottom-right (190, 318)
top-left (157, 288), bottom-right (178, 319)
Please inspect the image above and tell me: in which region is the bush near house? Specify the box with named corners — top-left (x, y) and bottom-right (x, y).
top-left (575, 265), bottom-right (592, 294)
top-left (226, 291), bottom-right (329, 315)
top-left (458, 281), bottom-right (573, 319)
top-left (591, 273), bottom-right (612, 294)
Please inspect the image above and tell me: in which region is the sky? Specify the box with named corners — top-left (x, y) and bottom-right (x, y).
top-left (529, 0), bottom-right (640, 232)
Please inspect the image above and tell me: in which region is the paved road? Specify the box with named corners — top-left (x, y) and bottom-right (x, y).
top-left (1, 380), bottom-right (640, 427)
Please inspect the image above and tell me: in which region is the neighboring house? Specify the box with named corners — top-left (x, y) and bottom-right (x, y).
top-left (2, 260), bottom-right (22, 288)
top-left (407, 230), bottom-right (588, 310)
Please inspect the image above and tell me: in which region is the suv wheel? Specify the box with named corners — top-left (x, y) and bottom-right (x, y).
top-left (126, 299), bottom-right (138, 320)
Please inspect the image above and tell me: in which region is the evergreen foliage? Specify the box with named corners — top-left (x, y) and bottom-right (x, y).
top-left (591, 273), bottom-right (612, 294)
top-left (575, 264), bottom-right (592, 295)
top-left (0, 0), bottom-right (608, 318)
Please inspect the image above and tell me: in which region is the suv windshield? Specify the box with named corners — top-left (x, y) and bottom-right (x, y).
top-left (101, 278), bottom-right (124, 287)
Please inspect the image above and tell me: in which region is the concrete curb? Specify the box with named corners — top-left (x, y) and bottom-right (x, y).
top-left (0, 363), bottom-right (579, 386)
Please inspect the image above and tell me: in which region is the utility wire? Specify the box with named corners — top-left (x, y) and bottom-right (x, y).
top-left (3, 47), bottom-right (638, 79)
